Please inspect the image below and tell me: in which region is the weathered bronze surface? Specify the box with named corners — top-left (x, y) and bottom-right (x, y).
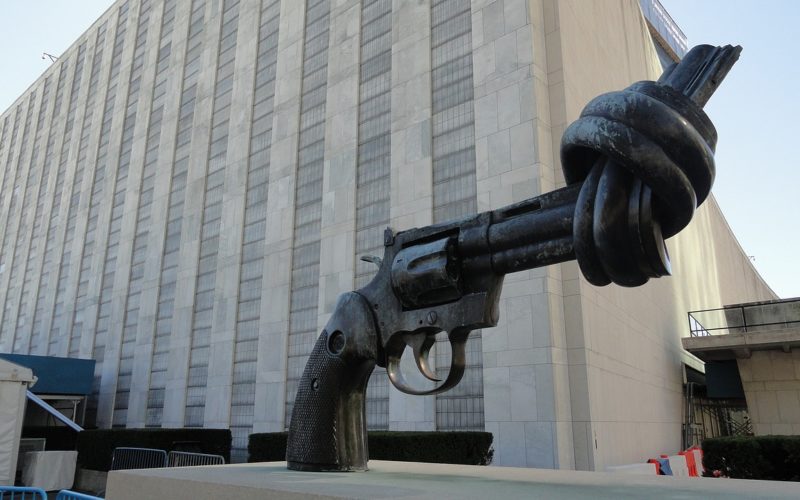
top-left (285, 44), bottom-right (741, 472)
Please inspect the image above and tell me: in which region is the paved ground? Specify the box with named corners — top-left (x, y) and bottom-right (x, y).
top-left (106, 460), bottom-right (800, 499)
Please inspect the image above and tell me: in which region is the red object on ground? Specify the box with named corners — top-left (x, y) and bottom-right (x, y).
top-left (690, 446), bottom-right (704, 475)
top-left (679, 450), bottom-right (698, 477)
top-left (647, 458), bottom-right (662, 475)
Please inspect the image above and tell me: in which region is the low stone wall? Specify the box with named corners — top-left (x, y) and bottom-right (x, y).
top-left (74, 468), bottom-right (107, 496)
top-left (738, 350), bottom-right (800, 435)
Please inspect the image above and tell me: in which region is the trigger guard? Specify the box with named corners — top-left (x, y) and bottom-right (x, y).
top-left (387, 339), bottom-right (467, 395)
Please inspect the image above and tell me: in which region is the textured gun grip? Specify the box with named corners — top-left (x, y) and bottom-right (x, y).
top-left (286, 293), bottom-right (377, 471)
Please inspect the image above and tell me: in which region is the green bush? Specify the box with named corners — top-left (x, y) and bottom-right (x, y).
top-left (248, 432), bottom-right (288, 462)
top-left (369, 431), bottom-right (493, 465)
top-left (703, 435), bottom-right (800, 481)
top-left (248, 431), bottom-right (493, 465)
top-left (22, 426), bottom-right (78, 451)
top-left (76, 428), bottom-right (231, 471)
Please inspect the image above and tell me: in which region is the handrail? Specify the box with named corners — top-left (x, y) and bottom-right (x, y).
top-left (688, 298), bottom-right (800, 337)
top-left (56, 491), bottom-right (104, 500)
top-left (0, 486), bottom-right (47, 499)
top-left (110, 447), bottom-right (167, 471)
top-left (167, 451), bottom-right (225, 467)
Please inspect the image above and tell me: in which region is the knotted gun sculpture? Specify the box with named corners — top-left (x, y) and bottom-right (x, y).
top-left (286, 44), bottom-right (741, 471)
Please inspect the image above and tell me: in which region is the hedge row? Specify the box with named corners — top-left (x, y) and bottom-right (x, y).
top-left (249, 431), bottom-right (493, 465)
top-left (77, 428), bottom-right (231, 471)
top-left (703, 435), bottom-right (800, 481)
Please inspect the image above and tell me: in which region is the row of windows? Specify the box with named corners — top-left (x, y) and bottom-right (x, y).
top-left (39, 46), bottom-right (85, 356)
top-left (230, 0), bottom-right (280, 460)
top-left (70, 55), bottom-right (116, 356)
top-left (430, 0), bottom-right (483, 431)
top-left (0, 93), bottom-right (38, 350)
top-left (86, 6), bottom-right (129, 422)
top-left (185, 0), bottom-right (240, 429)
top-left (124, 0), bottom-right (176, 419)
top-left (5, 38), bottom-right (77, 352)
top-left (356, 0), bottom-right (392, 430)
top-left (6, 80), bottom-right (51, 353)
top-left (148, 0), bottom-right (206, 427)
top-left (284, 0), bottom-right (331, 426)
top-left (113, 0), bottom-right (155, 427)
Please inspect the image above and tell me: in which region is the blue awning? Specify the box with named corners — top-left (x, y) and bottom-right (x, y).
top-left (0, 354), bottom-right (94, 396)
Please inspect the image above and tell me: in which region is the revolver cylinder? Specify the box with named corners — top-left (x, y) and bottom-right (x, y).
top-left (391, 238), bottom-right (462, 309)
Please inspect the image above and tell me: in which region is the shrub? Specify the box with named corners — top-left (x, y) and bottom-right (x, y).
top-left (249, 431), bottom-right (493, 465)
top-left (703, 435), bottom-right (800, 481)
top-left (76, 428), bottom-right (231, 471)
top-left (248, 432), bottom-right (288, 462)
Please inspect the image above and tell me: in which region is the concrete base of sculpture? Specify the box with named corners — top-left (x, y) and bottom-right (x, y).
top-left (105, 460), bottom-right (799, 499)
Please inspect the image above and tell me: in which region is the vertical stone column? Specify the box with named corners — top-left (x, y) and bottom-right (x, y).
top-left (387, 0), bottom-right (435, 431)
top-left (203, 1), bottom-right (259, 429)
top-left (0, 88), bottom-right (43, 350)
top-left (471, 0), bottom-right (576, 468)
top-left (39, 39), bottom-right (94, 355)
top-left (316, 1), bottom-right (360, 330)
top-left (94, 3), bottom-right (152, 428)
top-left (0, 82), bottom-right (49, 353)
top-left (21, 62), bottom-right (76, 355)
top-left (0, 109), bottom-right (20, 221)
top-left (252, 0), bottom-right (305, 433)
top-left (57, 12), bottom-right (121, 360)
top-left (70, 9), bottom-right (134, 362)
top-left (97, 1), bottom-right (163, 427)
top-left (162, 0), bottom-right (222, 428)
top-left (38, 34), bottom-right (97, 357)
top-left (128, 0), bottom-right (193, 428)
top-left (539, 0), bottom-right (593, 471)
top-left (0, 106), bottom-right (24, 319)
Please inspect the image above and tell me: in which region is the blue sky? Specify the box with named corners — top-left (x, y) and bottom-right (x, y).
top-left (1, 1), bottom-right (797, 299)
top-left (661, 0), bottom-right (800, 298)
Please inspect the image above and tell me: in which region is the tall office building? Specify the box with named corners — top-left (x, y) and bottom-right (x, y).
top-left (0, 0), bottom-right (773, 467)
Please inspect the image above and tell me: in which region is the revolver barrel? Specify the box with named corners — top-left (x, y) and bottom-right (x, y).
top-left (486, 185), bottom-right (580, 275)
top-left (477, 44), bottom-right (741, 286)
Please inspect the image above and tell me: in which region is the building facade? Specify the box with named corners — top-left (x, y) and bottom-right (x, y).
top-left (0, 0), bottom-right (774, 467)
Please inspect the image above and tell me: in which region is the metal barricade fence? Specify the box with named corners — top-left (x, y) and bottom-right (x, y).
top-left (167, 451), bottom-right (225, 467)
top-left (0, 486), bottom-right (47, 500)
top-left (110, 447), bottom-right (168, 471)
top-left (55, 491), bottom-right (104, 500)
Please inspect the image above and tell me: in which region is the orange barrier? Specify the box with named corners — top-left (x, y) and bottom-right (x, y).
top-left (689, 446), bottom-right (704, 475)
top-left (679, 449), bottom-right (698, 476)
top-left (647, 458), bottom-right (662, 475)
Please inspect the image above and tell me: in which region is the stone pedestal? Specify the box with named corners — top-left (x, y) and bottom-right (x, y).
top-left (106, 460), bottom-right (799, 499)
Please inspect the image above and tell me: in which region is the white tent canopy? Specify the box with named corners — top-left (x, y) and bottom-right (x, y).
top-left (0, 358), bottom-right (36, 485)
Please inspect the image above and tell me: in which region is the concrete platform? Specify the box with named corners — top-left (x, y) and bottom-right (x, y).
top-left (682, 326), bottom-right (800, 361)
top-left (106, 460), bottom-right (800, 499)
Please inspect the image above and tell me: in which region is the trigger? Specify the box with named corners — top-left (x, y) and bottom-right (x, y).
top-left (408, 335), bottom-right (440, 382)
top-left (386, 339), bottom-right (467, 396)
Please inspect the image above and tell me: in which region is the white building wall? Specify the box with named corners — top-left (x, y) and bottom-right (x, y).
top-left (539, 0), bottom-right (776, 470)
top-left (0, 0), bottom-right (775, 467)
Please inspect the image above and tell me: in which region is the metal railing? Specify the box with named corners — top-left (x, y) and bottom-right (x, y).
top-left (110, 447), bottom-right (167, 471)
top-left (56, 491), bottom-right (104, 500)
top-left (0, 487), bottom-right (47, 500)
top-left (167, 451), bottom-right (225, 467)
top-left (639, 0), bottom-right (688, 58)
top-left (688, 298), bottom-right (800, 337)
